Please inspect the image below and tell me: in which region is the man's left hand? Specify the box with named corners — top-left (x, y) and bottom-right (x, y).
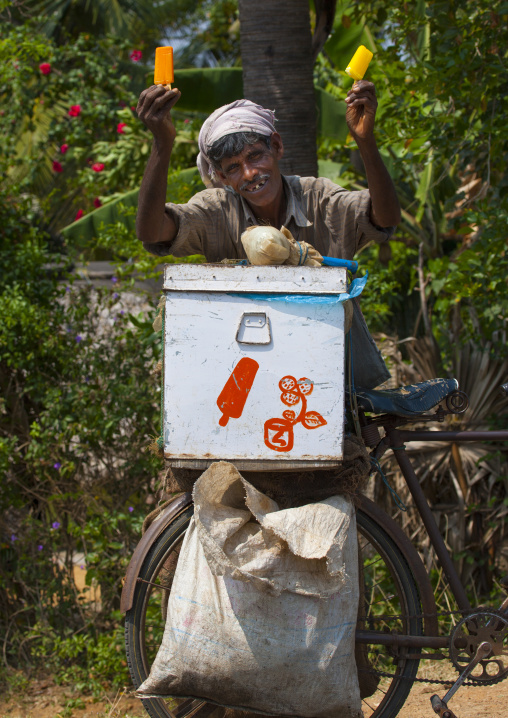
top-left (345, 81), bottom-right (377, 141)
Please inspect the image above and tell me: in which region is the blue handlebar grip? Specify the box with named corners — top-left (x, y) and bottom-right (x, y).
top-left (321, 256), bottom-right (359, 273)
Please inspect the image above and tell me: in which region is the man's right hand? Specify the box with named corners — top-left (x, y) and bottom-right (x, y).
top-left (136, 86), bottom-right (181, 143)
top-left (136, 86), bottom-right (181, 247)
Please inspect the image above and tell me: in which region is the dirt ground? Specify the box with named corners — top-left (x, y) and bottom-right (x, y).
top-left (0, 670), bottom-right (507, 718)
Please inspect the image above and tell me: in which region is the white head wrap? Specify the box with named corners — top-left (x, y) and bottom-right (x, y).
top-left (197, 99), bottom-right (276, 188)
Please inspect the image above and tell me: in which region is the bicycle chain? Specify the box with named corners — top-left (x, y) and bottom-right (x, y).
top-left (363, 606), bottom-right (500, 623)
top-left (358, 667), bottom-right (463, 686)
top-left (359, 666), bottom-right (508, 688)
top-left (360, 607), bottom-right (508, 687)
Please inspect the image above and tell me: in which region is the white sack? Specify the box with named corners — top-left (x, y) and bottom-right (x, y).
top-left (136, 462), bottom-right (362, 718)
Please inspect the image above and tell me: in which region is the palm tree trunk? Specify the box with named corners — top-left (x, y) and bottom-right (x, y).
top-left (238, 0), bottom-right (318, 177)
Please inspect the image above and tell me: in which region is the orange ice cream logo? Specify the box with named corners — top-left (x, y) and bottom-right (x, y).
top-left (217, 357), bottom-right (260, 427)
top-left (264, 375), bottom-right (327, 452)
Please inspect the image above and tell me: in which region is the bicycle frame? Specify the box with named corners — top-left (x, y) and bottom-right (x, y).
top-left (360, 419), bottom-right (508, 651)
top-left (121, 413), bottom-right (508, 659)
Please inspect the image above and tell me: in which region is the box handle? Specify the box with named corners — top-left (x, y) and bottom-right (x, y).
top-left (236, 312), bottom-right (272, 345)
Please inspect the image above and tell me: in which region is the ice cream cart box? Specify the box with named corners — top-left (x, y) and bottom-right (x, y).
top-left (162, 264), bottom-right (348, 471)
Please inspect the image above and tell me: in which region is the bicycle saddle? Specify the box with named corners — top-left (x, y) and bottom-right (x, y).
top-left (351, 378), bottom-right (459, 417)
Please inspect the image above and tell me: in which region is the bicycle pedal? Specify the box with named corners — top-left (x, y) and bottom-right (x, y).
top-left (430, 641), bottom-right (491, 717)
top-left (430, 694), bottom-right (458, 718)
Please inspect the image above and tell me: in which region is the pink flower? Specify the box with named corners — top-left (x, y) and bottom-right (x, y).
top-left (68, 104), bottom-right (81, 117)
top-left (52, 161), bottom-right (63, 173)
top-left (130, 49), bottom-right (142, 62)
top-left (93, 197), bottom-right (102, 208)
top-left (117, 122), bottom-right (127, 134)
top-left (92, 163), bottom-right (104, 172)
top-left (184, 118), bottom-right (190, 124)
top-left (75, 209), bottom-right (84, 221)
top-left (39, 62), bottom-right (51, 75)
top-left (60, 144), bottom-right (68, 154)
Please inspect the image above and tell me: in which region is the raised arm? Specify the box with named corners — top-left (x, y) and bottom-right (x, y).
top-left (345, 81), bottom-right (401, 228)
top-left (136, 86), bottom-right (182, 246)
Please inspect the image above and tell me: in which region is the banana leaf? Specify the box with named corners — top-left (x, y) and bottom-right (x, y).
top-left (61, 167), bottom-right (203, 246)
top-left (323, 4), bottom-right (376, 69)
top-left (315, 87), bottom-right (348, 142)
top-left (169, 68), bottom-right (244, 113)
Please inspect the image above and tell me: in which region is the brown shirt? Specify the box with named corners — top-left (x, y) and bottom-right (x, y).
top-left (144, 175), bottom-right (393, 388)
top-left (144, 175), bottom-right (392, 261)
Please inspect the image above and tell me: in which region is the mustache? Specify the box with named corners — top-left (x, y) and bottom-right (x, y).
top-left (239, 174), bottom-right (270, 192)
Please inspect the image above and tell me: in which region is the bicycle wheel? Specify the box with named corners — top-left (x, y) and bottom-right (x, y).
top-left (356, 510), bottom-right (423, 718)
top-left (125, 506), bottom-right (423, 718)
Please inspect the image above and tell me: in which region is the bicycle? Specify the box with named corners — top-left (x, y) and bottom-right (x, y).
top-left (121, 378), bottom-right (508, 718)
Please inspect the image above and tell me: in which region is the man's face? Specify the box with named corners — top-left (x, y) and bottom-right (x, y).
top-left (217, 133), bottom-right (284, 209)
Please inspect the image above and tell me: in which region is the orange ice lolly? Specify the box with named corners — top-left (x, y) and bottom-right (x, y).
top-left (154, 46), bottom-right (174, 87)
top-left (217, 357), bottom-right (260, 427)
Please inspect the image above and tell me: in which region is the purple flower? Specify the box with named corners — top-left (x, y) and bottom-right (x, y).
top-left (75, 335), bottom-right (82, 343)
top-left (53, 462), bottom-right (61, 470)
top-left (11, 534), bottom-right (17, 542)
top-left (128, 506), bottom-right (134, 512)
top-left (80, 565), bottom-right (85, 570)
top-left (65, 286), bottom-right (71, 293)
top-left (52, 522), bottom-right (60, 530)
top-left (38, 545), bottom-right (43, 551)
top-left (120, 310), bottom-right (125, 316)
top-left (113, 292), bottom-right (119, 299)
top-left (111, 276), bottom-right (118, 284)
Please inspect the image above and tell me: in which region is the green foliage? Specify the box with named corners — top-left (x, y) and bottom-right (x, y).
top-left (169, 0), bottom-right (241, 68)
top-left (427, 214), bottom-right (508, 354)
top-left (30, 614), bottom-right (130, 694)
top-left (357, 241), bottom-right (419, 336)
top-left (0, 177), bottom-right (165, 684)
top-left (315, 1), bottom-right (508, 365)
top-left (1, 0), bottom-right (507, 696)
top-left (0, 25), bottom-right (140, 228)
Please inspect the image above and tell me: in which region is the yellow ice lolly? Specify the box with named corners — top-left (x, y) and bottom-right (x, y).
top-left (154, 46), bottom-right (174, 88)
top-left (345, 45), bottom-right (373, 81)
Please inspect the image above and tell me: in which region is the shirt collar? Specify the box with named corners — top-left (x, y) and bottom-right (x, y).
top-left (237, 175), bottom-right (313, 229)
top-left (283, 176), bottom-right (313, 228)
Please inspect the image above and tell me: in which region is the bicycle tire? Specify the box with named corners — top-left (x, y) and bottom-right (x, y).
top-left (125, 506), bottom-right (423, 718)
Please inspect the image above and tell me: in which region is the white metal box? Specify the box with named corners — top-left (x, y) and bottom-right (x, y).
top-left (163, 264), bottom-right (347, 471)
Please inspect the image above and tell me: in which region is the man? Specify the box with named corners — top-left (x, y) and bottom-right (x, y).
top-left (135, 82), bottom-right (400, 388)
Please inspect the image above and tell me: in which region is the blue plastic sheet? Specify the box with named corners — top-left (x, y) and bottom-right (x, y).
top-left (227, 273), bottom-right (368, 304)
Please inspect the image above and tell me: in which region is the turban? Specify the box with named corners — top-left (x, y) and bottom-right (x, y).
top-left (197, 99), bottom-right (276, 188)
